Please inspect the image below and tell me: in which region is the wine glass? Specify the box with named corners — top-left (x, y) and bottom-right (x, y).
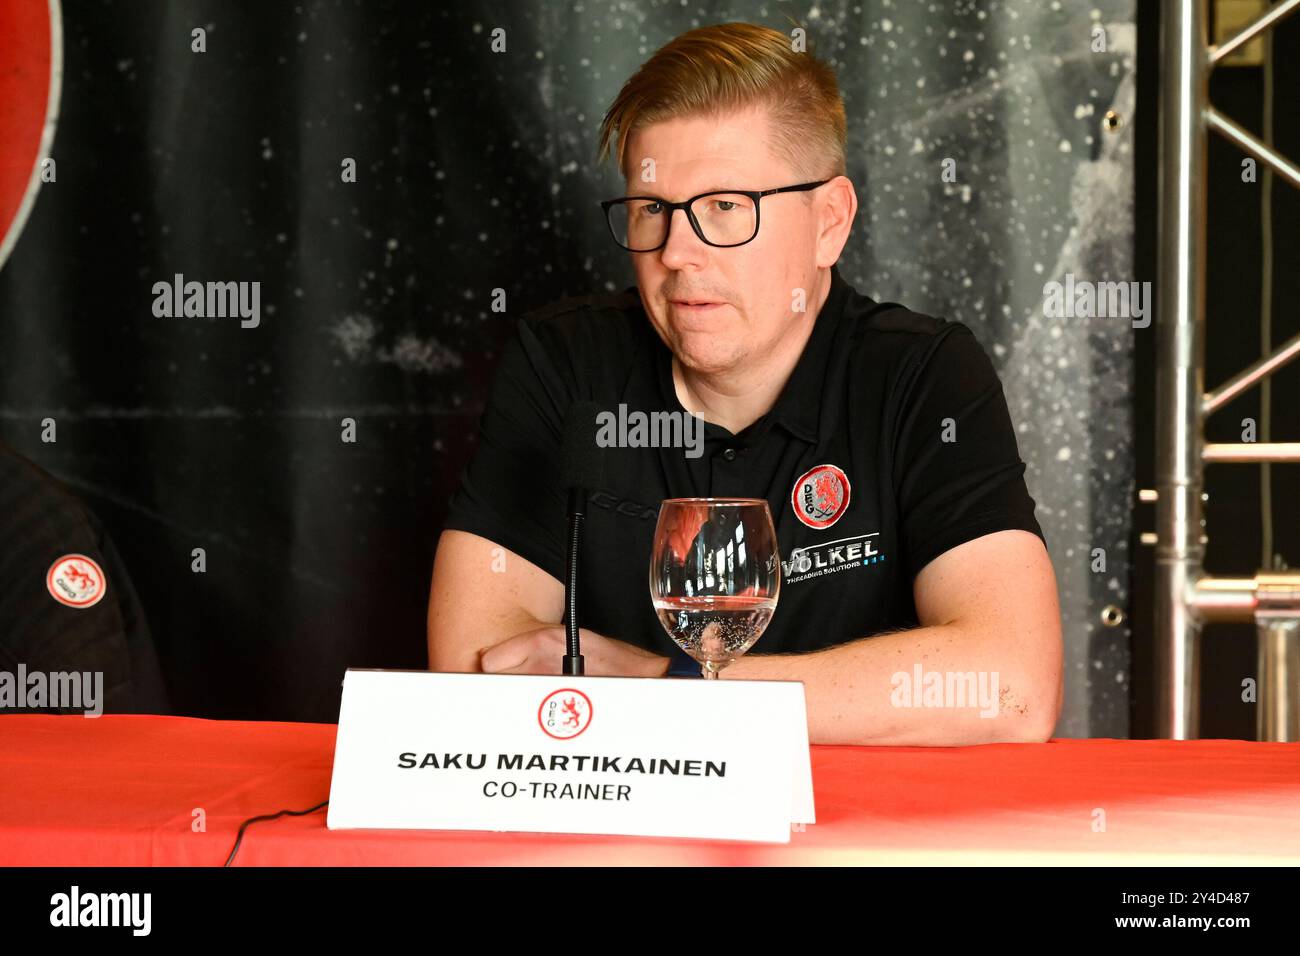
top-left (649, 498), bottom-right (781, 679)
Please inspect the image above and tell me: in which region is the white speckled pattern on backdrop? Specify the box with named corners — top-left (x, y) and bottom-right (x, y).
top-left (0, 1), bottom-right (1134, 728)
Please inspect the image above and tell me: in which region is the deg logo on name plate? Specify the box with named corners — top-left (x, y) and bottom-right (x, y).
top-left (537, 688), bottom-right (593, 740)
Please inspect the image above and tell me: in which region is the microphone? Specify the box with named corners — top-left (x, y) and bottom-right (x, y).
top-left (559, 401), bottom-right (605, 676)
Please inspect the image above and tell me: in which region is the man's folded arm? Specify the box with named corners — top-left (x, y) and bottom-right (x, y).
top-left (429, 529), bottom-right (1065, 746)
top-left (427, 529), bottom-right (668, 677)
top-left (719, 529), bottom-right (1064, 747)
top-left (426, 530), bottom-right (566, 672)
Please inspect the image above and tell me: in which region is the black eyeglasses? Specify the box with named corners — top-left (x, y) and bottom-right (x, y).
top-left (600, 179), bottom-right (831, 252)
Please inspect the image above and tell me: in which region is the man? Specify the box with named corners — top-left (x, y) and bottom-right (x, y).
top-left (0, 442), bottom-right (169, 715)
top-left (429, 22), bottom-right (1063, 746)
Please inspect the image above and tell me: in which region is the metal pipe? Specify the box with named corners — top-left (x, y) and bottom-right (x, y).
top-left (1257, 619), bottom-right (1300, 741)
top-left (1204, 442), bottom-right (1300, 463)
top-left (1203, 329), bottom-right (1300, 415)
top-left (1209, 0), bottom-right (1300, 65)
top-left (1190, 576), bottom-right (1258, 622)
top-left (1254, 574), bottom-right (1300, 741)
top-left (1205, 108), bottom-right (1300, 189)
top-left (1190, 572), bottom-right (1300, 740)
top-left (1154, 0), bottom-right (1209, 740)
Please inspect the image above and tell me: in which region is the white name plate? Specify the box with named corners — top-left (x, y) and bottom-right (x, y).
top-left (327, 669), bottom-right (815, 844)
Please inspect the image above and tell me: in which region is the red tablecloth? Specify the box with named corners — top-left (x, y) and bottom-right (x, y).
top-left (1, 715), bottom-right (1298, 865)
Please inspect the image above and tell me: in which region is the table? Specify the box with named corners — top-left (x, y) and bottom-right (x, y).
top-left (1, 715), bottom-right (1298, 865)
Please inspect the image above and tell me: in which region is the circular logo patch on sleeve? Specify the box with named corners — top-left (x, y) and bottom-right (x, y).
top-left (46, 554), bottom-right (107, 608)
top-left (791, 464), bottom-right (851, 530)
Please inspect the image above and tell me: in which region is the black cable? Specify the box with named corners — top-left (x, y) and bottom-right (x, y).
top-left (223, 799), bottom-right (329, 867)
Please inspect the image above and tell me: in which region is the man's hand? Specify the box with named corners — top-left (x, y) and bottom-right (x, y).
top-left (480, 625), bottom-right (670, 678)
top-left (428, 532), bottom-right (671, 679)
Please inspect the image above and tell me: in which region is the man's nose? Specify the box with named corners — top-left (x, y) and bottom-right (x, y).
top-left (659, 206), bottom-right (707, 266)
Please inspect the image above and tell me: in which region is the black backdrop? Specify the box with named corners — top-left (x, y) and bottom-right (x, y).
top-left (5, 0), bottom-right (1142, 729)
top-left (12, 1), bottom-right (1293, 738)
top-left (1, 2), bottom-right (553, 719)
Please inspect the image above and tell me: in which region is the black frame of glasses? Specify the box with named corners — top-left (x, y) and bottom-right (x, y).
top-left (599, 178), bottom-right (831, 252)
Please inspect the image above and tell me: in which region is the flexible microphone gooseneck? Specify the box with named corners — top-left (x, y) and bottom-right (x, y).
top-left (559, 401), bottom-right (604, 676)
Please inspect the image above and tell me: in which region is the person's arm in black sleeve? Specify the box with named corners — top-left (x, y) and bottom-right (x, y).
top-left (892, 322), bottom-right (1047, 578)
top-left (427, 314), bottom-right (667, 679)
top-left (0, 443), bottom-right (170, 715)
top-left (719, 321), bottom-right (1063, 746)
top-left (442, 316), bottom-right (572, 583)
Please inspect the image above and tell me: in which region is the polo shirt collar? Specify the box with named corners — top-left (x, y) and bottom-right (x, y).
top-left (765, 262), bottom-right (849, 443)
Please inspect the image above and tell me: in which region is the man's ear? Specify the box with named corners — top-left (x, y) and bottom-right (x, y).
top-left (816, 175), bottom-right (857, 267)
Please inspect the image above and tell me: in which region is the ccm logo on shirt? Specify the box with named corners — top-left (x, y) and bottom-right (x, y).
top-left (590, 490), bottom-right (657, 520)
top-left (791, 464), bottom-right (851, 530)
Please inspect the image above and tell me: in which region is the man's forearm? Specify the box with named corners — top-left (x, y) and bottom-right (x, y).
top-left (717, 622), bottom-right (1060, 746)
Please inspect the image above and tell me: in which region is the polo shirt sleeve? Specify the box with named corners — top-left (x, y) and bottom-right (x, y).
top-left (0, 444), bottom-right (170, 714)
top-left (892, 322), bottom-right (1046, 578)
top-left (442, 315), bottom-right (572, 583)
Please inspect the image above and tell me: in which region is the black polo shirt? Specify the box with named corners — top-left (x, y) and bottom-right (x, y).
top-left (444, 263), bottom-right (1045, 658)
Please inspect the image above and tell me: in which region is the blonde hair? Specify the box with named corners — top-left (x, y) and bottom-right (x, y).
top-left (597, 22), bottom-right (847, 186)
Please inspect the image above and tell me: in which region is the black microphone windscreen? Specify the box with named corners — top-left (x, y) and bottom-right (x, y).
top-left (560, 401), bottom-right (605, 491)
